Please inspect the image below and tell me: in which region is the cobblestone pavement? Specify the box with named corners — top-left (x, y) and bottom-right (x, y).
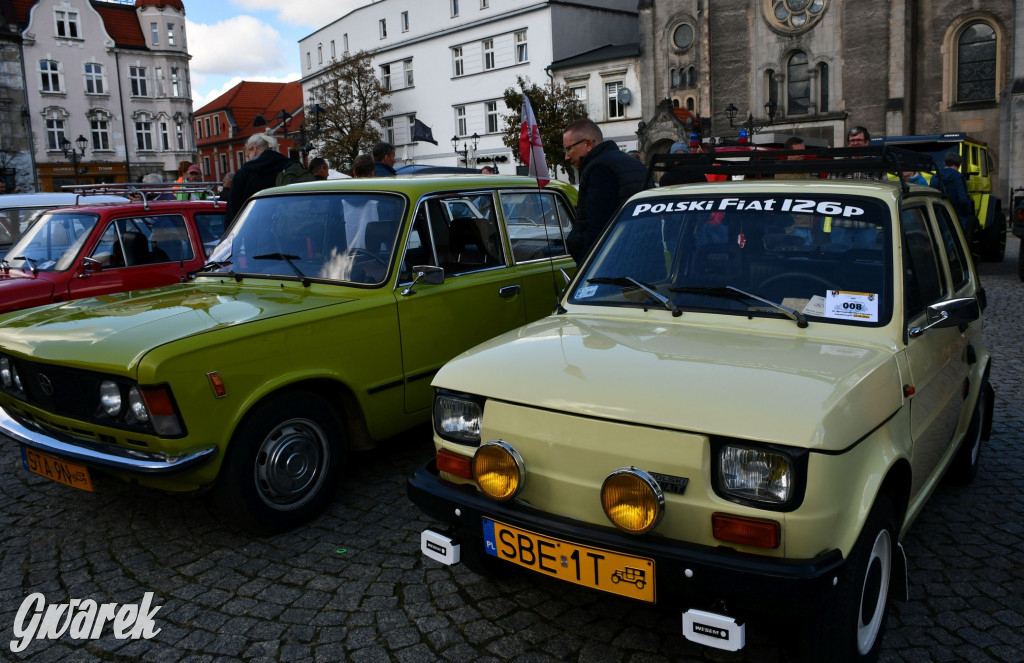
top-left (1, 238), bottom-right (1022, 663)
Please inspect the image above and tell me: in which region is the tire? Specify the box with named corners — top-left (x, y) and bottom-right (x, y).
top-left (215, 390), bottom-right (347, 535)
top-left (802, 496), bottom-right (897, 663)
top-left (1018, 237), bottom-right (1024, 282)
top-left (945, 382), bottom-right (989, 486)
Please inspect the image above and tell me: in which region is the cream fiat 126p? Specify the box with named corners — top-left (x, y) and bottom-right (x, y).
top-left (409, 149), bottom-right (993, 662)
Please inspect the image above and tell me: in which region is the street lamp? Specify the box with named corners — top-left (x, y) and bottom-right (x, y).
top-left (451, 132), bottom-right (479, 166)
top-left (307, 103), bottom-right (325, 143)
top-left (723, 102), bottom-right (779, 143)
top-left (275, 109), bottom-right (292, 143)
top-left (60, 134), bottom-right (88, 186)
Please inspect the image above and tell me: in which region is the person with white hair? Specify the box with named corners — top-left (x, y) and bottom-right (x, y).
top-left (225, 133), bottom-right (290, 225)
top-left (141, 172), bottom-right (175, 200)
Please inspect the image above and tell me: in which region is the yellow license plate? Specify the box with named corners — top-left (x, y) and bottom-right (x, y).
top-left (21, 447), bottom-right (94, 492)
top-left (483, 518), bottom-right (655, 602)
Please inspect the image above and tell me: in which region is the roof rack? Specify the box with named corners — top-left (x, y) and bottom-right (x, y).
top-left (645, 146), bottom-right (939, 190)
top-left (62, 182), bottom-right (222, 211)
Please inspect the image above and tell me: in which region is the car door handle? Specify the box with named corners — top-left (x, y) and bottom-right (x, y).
top-left (499, 285), bottom-right (520, 298)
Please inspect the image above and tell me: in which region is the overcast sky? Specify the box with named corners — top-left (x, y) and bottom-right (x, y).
top-left (185, 0), bottom-right (373, 110)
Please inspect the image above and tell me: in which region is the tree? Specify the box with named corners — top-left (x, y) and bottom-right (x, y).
top-left (306, 51), bottom-right (392, 174)
top-left (501, 75), bottom-right (588, 183)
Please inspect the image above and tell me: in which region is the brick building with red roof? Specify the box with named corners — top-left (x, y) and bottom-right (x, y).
top-left (12, 0), bottom-right (195, 191)
top-left (194, 80), bottom-right (305, 184)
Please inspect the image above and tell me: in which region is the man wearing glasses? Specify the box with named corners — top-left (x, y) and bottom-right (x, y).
top-left (562, 118), bottom-right (646, 264)
top-left (830, 126), bottom-right (883, 181)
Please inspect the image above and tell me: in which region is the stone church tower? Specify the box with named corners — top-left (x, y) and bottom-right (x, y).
top-left (637, 0), bottom-right (1018, 198)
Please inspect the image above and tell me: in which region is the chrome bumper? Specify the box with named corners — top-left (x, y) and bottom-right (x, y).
top-left (0, 405), bottom-right (216, 475)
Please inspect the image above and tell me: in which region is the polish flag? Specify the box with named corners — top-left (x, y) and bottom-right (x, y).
top-left (519, 93), bottom-right (550, 187)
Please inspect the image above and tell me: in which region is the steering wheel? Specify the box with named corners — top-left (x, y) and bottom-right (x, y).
top-left (344, 247), bottom-right (388, 267)
top-left (759, 271), bottom-right (838, 293)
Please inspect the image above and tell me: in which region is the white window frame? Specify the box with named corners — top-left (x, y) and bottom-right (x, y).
top-left (401, 11), bottom-right (409, 32)
top-left (55, 10), bottom-right (79, 39)
top-left (40, 60), bottom-right (62, 93)
top-left (135, 117), bottom-right (154, 151)
top-left (483, 39), bottom-right (495, 70)
top-left (84, 62), bottom-right (104, 94)
top-left (381, 64), bottom-right (392, 90)
top-left (452, 0), bottom-right (459, 17)
top-left (176, 122), bottom-right (185, 150)
top-left (404, 58), bottom-right (414, 87)
top-left (45, 117), bottom-right (66, 151)
top-left (330, 40), bottom-right (336, 58)
top-left (160, 121), bottom-right (169, 150)
top-left (606, 81), bottom-right (625, 119)
top-left (129, 66), bottom-right (148, 97)
top-left (170, 67), bottom-right (180, 97)
top-left (343, 34), bottom-right (349, 54)
top-left (379, 19), bottom-right (387, 39)
top-left (453, 47), bottom-right (464, 77)
top-left (515, 30), bottom-right (528, 63)
top-left (455, 106), bottom-right (467, 136)
top-left (486, 101), bottom-right (499, 133)
top-left (150, 22), bottom-right (159, 45)
top-left (318, 44), bottom-right (323, 65)
top-left (481, 0), bottom-right (489, 8)
top-left (167, 23), bottom-right (176, 46)
top-left (382, 117), bottom-right (394, 145)
top-left (90, 117), bottom-right (110, 151)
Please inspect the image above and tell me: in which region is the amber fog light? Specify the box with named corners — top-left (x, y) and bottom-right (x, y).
top-left (601, 467), bottom-right (665, 534)
top-left (472, 441), bottom-right (524, 501)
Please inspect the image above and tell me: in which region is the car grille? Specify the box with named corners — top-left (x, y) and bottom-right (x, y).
top-left (16, 360), bottom-right (99, 420)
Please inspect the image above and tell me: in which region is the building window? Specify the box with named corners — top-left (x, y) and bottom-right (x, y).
top-left (382, 117), bottom-right (394, 145)
top-left (486, 101), bottom-right (499, 133)
top-left (381, 64), bottom-right (391, 90)
top-left (481, 0), bottom-right (489, 7)
top-left (91, 118), bottom-right (110, 150)
top-left (220, 153), bottom-right (228, 174)
top-left (515, 30), bottom-right (528, 63)
top-left (787, 51), bottom-right (809, 115)
top-left (40, 60), bottom-right (61, 93)
top-left (606, 81), bottom-right (625, 119)
top-left (176, 122), bottom-right (185, 149)
top-left (196, 119), bottom-right (202, 139)
top-left (129, 66), bottom-right (148, 96)
top-left (330, 40), bottom-right (336, 58)
top-left (379, 19), bottom-right (387, 39)
top-left (671, 68), bottom-right (678, 88)
top-left (957, 21), bottom-right (996, 103)
top-left (160, 122), bottom-right (169, 150)
top-left (318, 44), bottom-right (323, 65)
top-left (236, 149), bottom-right (244, 166)
top-left (686, 66), bottom-right (696, 87)
top-left (686, 97), bottom-right (695, 111)
top-left (404, 59), bottom-right (414, 87)
top-left (453, 47), bottom-right (464, 77)
top-left (455, 106), bottom-right (467, 136)
top-left (84, 63), bottom-right (104, 94)
top-left (203, 156), bottom-right (211, 176)
top-left (45, 118), bottom-right (66, 151)
top-left (171, 67), bottom-right (180, 97)
top-left (571, 85), bottom-right (587, 111)
top-left (343, 34), bottom-right (349, 53)
top-left (483, 39), bottom-right (494, 70)
top-left (818, 62), bottom-right (829, 112)
top-left (451, 0), bottom-right (459, 17)
top-left (765, 69), bottom-right (779, 109)
top-left (306, 52), bottom-right (311, 69)
top-left (204, 118), bottom-right (211, 137)
top-left (155, 66), bottom-right (164, 96)
top-left (55, 10), bottom-right (79, 39)
top-left (167, 23), bottom-right (176, 46)
top-left (135, 118), bottom-right (154, 151)
top-left (407, 114), bottom-right (416, 142)
top-left (401, 11), bottom-right (409, 32)
top-left (151, 22), bottom-right (159, 45)
top-left (214, 116), bottom-right (220, 135)
top-left (673, 23), bottom-right (694, 51)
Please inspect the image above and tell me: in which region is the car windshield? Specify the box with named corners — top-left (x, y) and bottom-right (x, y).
top-left (571, 193), bottom-right (893, 326)
top-left (4, 212), bottom-right (100, 272)
top-left (207, 193), bottom-right (406, 285)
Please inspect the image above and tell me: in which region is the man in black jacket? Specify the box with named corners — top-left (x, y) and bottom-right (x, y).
top-left (562, 118), bottom-right (646, 264)
top-left (225, 133), bottom-right (291, 226)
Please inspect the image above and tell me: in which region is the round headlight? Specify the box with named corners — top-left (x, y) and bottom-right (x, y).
top-left (99, 380), bottom-right (122, 417)
top-left (601, 467), bottom-right (664, 534)
top-left (472, 441), bottom-right (525, 501)
top-left (128, 385), bottom-right (149, 423)
top-left (0, 357), bottom-right (11, 388)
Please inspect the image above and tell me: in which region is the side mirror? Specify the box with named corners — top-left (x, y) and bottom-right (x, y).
top-left (909, 297), bottom-right (980, 338)
top-left (82, 256), bottom-right (102, 272)
top-left (401, 265), bottom-right (445, 296)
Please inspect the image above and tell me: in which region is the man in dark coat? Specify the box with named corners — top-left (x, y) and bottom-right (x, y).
top-left (372, 141), bottom-right (397, 176)
top-left (932, 151), bottom-right (975, 244)
top-left (225, 133), bottom-right (291, 226)
top-left (562, 118), bottom-right (647, 264)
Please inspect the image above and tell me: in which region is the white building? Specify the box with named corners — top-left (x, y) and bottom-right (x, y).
top-left (298, 0), bottom-right (639, 174)
top-left (20, 0), bottom-right (194, 191)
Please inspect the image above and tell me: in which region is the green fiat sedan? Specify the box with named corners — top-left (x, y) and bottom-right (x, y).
top-left (0, 175), bottom-right (576, 533)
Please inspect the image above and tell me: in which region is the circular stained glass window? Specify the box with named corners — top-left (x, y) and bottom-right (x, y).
top-left (673, 24), bottom-right (694, 51)
top-left (764, 0), bottom-right (828, 33)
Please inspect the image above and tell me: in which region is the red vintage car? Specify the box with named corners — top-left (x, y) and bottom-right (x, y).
top-left (0, 199), bottom-right (225, 314)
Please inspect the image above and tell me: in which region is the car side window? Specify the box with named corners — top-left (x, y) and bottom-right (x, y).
top-left (91, 215), bottom-right (193, 267)
top-left (194, 213), bottom-right (226, 257)
top-left (900, 206), bottom-right (945, 319)
top-left (931, 202), bottom-right (969, 291)
top-left (500, 191), bottom-right (571, 262)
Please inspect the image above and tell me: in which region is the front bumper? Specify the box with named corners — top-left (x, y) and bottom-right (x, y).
top-left (408, 459), bottom-right (845, 614)
top-left (0, 405), bottom-right (216, 475)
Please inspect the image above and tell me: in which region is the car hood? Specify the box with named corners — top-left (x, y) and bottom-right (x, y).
top-left (0, 271), bottom-right (55, 313)
top-left (434, 315), bottom-right (904, 452)
top-left (0, 282), bottom-right (355, 371)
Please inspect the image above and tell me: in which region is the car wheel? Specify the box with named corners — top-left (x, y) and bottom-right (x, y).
top-left (944, 382), bottom-right (989, 486)
top-left (979, 211), bottom-right (1006, 262)
top-left (1018, 238), bottom-right (1024, 282)
top-left (216, 390), bottom-right (346, 535)
top-left (803, 495), bottom-right (896, 663)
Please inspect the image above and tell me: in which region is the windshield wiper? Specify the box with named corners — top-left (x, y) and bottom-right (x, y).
top-left (587, 276), bottom-right (682, 317)
top-left (12, 256), bottom-right (37, 275)
top-left (191, 259), bottom-right (239, 281)
top-left (252, 253), bottom-right (310, 286)
top-left (670, 285), bottom-right (808, 328)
